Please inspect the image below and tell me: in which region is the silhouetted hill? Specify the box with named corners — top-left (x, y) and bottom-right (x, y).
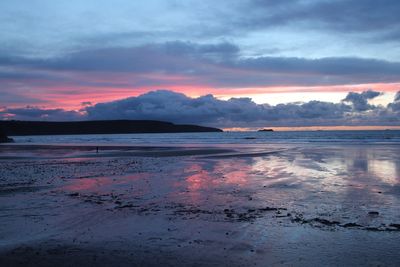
top-left (0, 120), bottom-right (222, 136)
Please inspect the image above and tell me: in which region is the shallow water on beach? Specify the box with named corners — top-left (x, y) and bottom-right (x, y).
top-left (1, 143), bottom-right (400, 266)
top-left (8, 130), bottom-right (400, 146)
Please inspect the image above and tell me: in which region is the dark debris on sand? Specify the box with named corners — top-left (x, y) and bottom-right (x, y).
top-left (64, 191), bottom-right (400, 232)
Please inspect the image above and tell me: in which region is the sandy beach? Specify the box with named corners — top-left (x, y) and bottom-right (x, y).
top-left (1, 143), bottom-right (400, 266)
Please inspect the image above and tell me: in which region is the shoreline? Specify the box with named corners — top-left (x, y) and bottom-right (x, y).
top-left (0, 143), bottom-right (292, 160)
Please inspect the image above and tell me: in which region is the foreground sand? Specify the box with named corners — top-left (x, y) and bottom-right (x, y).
top-left (1, 144), bottom-right (400, 266)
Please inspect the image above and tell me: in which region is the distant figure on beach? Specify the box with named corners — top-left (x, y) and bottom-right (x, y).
top-left (0, 130), bottom-right (13, 143)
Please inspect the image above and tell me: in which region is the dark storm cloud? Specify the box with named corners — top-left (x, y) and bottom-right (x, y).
top-left (0, 106), bottom-right (81, 121)
top-left (81, 90), bottom-right (397, 127)
top-left (81, 101), bottom-right (92, 106)
top-left (0, 42), bottom-right (238, 72)
top-left (84, 90), bottom-right (266, 125)
top-left (388, 91), bottom-right (400, 111)
top-left (2, 90), bottom-right (399, 127)
top-left (3, 42), bottom-right (398, 75)
top-left (1, 42), bottom-right (399, 88)
top-left (395, 91), bottom-right (400, 102)
top-left (0, 67), bottom-right (70, 83)
top-left (241, 0), bottom-right (400, 39)
top-left (0, 91), bottom-right (46, 105)
top-left (342, 90), bottom-right (382, 111)
top-left (234, 57), bottom-right (400, 76)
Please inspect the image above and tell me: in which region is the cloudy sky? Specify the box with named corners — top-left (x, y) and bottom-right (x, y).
top-left (1, 0), bottom-right (400, 128)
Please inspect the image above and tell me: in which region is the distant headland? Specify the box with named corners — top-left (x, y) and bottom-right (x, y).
top-left (0, 120), bottom-right (222, 136)
top-left (258, 128), bottom-right (274, 132)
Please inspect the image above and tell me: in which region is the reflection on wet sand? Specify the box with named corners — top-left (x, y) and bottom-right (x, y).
top-left (55, 144), bottom-right (400, 226)
top-left (176, 145), bottom-right (400, 226)
top-left (64, 173), bottom-right (150, 192)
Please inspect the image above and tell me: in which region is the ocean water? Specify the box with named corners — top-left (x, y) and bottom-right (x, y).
top-left (9, 130), bottom-right (400, 146)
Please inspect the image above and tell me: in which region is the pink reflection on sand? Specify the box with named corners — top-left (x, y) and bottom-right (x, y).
top-left (64, 173), bottom-right (149, 193)
top-left (177, 159), bottom-right (252, 205)
top-left (184, 159), bottom-right (251, 192)
top-left (64, 177), bottom-right (110, 192)
top-left (185, 164), bottom-right (218, 191)
top-left (217, 160), bottom-right (251, 186)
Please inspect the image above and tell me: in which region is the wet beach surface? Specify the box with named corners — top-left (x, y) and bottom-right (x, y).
top-left (1, 144), bottom-right (400, 266)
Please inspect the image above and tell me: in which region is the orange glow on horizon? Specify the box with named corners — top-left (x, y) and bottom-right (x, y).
top-left (223, 125), bottom-right (400, 132)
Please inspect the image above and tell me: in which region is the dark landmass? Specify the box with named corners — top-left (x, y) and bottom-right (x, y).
top-left (258, 128), bottom-right (274, 132)
top-left (0, 129), bottom-right (14, 143)
top-left (0, 120), bottom-right (222, 136)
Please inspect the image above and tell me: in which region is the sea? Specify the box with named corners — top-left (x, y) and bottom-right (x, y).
top-left (9, 130), bottom-right (400, 146)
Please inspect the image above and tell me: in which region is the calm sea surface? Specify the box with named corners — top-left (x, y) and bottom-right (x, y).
top-left (9, 130), bottom-right (400, 146)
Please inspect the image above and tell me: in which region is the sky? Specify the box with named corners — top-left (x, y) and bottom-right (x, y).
top-left (1, 0), bottom-right (400, 128)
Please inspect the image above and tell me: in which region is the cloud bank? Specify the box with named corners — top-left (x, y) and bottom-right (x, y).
top-left (1, 1), bottom-right (400, 107)
top-left (2, 42), bottom-right (400, 88)
top-left (2, 90), bottom-right (400, 128)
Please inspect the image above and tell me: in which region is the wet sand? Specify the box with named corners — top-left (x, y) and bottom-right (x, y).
top-left (1, 144), bottom-right (400, 266)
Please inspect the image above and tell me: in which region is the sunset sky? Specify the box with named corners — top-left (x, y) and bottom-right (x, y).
top-left (1, 0), bottom-right (400, 128)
